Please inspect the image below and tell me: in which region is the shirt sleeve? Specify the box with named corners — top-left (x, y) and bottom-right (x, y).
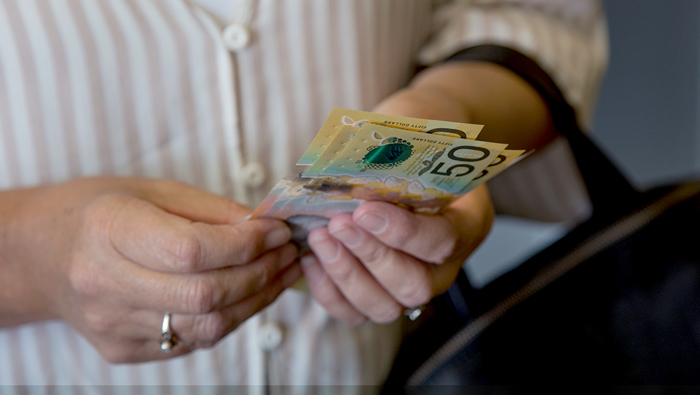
top-left (418, 0), bottom-right (608, 130)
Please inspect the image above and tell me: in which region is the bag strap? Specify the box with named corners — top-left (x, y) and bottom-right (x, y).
top-left (446, 45), bottom-right (639, 218)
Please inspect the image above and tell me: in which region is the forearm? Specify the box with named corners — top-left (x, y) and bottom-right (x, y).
top-left (374, 61), bottom-right (556, 151)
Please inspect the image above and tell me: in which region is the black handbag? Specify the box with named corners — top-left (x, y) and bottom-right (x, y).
top-left (383, 46), bottom-right (700, 391)
top-left (385, 179), bottom-right (700, 390)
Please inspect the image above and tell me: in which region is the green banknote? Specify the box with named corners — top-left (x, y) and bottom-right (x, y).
top-left (296, 107), bottom-right (484, 166)
top-left (319, 124), bottom-right (507, 194)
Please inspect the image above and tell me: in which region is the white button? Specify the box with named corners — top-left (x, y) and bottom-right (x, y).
top-left (241, 161), bottom-right (266, 188)
top-left (222, 23), bottom-right (252, 51)
top-left (257, 322), bottom-right (284, 351)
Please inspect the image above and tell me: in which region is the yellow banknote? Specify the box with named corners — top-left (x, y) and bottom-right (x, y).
top-left (301, 126), bottom-right (357, 177)
top-left (319, 124), bottom-right (507, 194)
top-left (297, 107), bottom-right (484, 166)
top-left (461, 149), bottom-right (529, 193)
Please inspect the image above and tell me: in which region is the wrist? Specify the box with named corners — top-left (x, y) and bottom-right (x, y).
top-left (0, 186), bottom-right (61, 327)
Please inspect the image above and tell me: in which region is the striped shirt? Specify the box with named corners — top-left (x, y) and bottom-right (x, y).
top-left (0, 0), bottom-right (606, 388)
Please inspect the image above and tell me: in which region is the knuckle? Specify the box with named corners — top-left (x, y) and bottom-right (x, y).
top-left (384, 219), bottom-right (417, 246)
top-left (253, 257), bottom-right (277, 290)
top-left (434, 236), bottom-right (458, 264)
top-left (324, 256), bottom-right (354, 279)
top-left (194, 313), bottom-right (229, 346)
top-left (169, 232), bottom-right (203, 272)
top-left (362, 246), bottom-right (392, 271)
top-left (395, 271), bottom-right (433, 307)
top-left (258, 263), bottom-right (275, 288)
top-left (370, 303), bottom-right (403, 324)
top-left (230, 226), bottom-right (260, 264)
top-left (364, 246), bottom-right (389, 264)
top-left (84, 311), bottom-right (114, 335)
top-left (181, 278), bottom-right (219, 314)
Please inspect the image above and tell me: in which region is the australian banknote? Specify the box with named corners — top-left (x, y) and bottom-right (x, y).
top-left (318, 124), bottom-right (508, 193)
top-left (251, 108), bottom-right (528, 250)
top-left (297, 107), bottom-right (484, 166)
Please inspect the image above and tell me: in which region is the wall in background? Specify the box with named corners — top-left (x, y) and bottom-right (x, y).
top-left (468, 0), bottom-right (700, 287)
top-left (591, 0), bottom-right (700, 188)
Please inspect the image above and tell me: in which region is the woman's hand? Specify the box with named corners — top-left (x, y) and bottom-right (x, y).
top-left (302, 185), bottom-right (493, 325)
top-left (298, 59), bottom-right (555, 325)
top-left (0, 177), bottom-right (300, 362)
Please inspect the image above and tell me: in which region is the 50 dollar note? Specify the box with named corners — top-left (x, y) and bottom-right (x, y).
top-left (297, 107), bottom-right (484, 166)
top-left (319, 123), bottom-right (507, 194)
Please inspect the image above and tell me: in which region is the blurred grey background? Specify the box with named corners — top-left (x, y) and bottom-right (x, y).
top-left (466, 0), bottom-right (700, 287)
top-left (592, 0), bottom-right (700, 188)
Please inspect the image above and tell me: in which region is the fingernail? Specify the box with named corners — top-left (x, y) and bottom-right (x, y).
top-left (309, 236), bottom-right (339, 262)
top-left (265, 225), bottom-right (291, 250)
top-left (329, 225), bottom-right (362, 247)
top-left (357, 212), bottom-right (387, 234)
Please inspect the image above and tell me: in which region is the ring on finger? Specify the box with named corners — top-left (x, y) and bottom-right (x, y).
top-left (404, 305), bottom-right (426, 321)
top-left (160, 312), bottom-right (177, 352)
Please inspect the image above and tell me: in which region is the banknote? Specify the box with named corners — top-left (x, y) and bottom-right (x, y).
top-left (251, 168), bottom-right (461, 221)
top-left (251, 109), bottom-right (527, 256)
top-left (296, 107), bottom-right (484, 166)
top-left (319, 124), bottom-right (508, 194)
top-left (460, 149), bottom-right (529, 193)
top-left (251, 150), bottom-right (527, 251)
top-left (301, 125), bottom-right (357, 177)
top-left (249, 167), bottom-right (461, 254)
top-left (250, 108), bottom-right (528, 293)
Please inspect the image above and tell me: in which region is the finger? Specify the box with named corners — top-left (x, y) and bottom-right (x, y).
top-left (107, 195), bottom-right (292, 272)
top-left (106, 263), bottom-right (302, 348)
top-left (351, 185), bottom-right (493, 264)
top-left (350, 202), bottom-right (458, 264)
top-left (86, 338), bottom-right (193, 364)
top-left (135, 178), bottom-right (252, 225)
top-left (182, 262), bottom-right (302, 349)
top-left (327, 214), bottom-right (444, 308)
top-left (299, 254), bottom-right (367, 326)
top-left (442, 184), bottom-right (495, 258)
top-left (308, 226), bottom-right (403, 323)
top-left (93, 243), bottom-right (299, 314)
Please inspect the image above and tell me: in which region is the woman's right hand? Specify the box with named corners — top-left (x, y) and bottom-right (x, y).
top-left (0, 177), bottom-right (300, 363)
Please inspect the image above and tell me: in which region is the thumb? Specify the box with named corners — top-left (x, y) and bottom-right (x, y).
top-left (135, 179), bottom-right (251, 225)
